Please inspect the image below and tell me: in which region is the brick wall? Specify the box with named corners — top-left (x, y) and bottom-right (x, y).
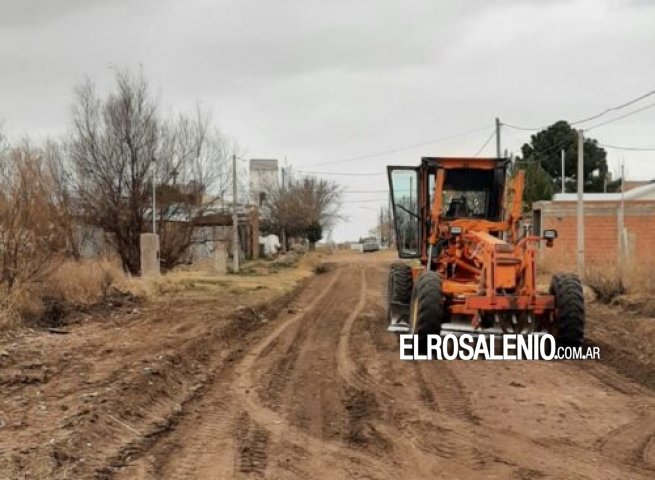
top-left (533, 200), bottom-right (655, 269)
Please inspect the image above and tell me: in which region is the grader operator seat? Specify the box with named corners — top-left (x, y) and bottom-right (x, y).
top-left (446, 196), bottom-right (470, 218)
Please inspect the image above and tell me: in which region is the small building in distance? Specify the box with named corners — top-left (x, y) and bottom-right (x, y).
top-left (249, 159), bottom-right (279, 210)
top-left (532, 181), bottom-right (655, 268)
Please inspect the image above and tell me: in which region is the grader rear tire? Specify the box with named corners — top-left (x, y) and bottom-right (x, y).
top-left (409, 272), bottom-right (444, 352)
top-left (550, 273), bottom-right (585, 347)
top-left (388, 262), bottom-right (412, 303)
top-left (387, 262), bottom-right (413, 324)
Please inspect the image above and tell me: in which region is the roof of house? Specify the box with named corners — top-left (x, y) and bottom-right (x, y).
top-left (624, 179), bottom-right (655, 191)
top-left (551, 181), bottom-right (655, 202)
top-left (249, 159), bottom-right (278, 171)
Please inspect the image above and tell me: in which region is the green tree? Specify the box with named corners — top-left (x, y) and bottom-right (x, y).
top-left (305, 221), bottom-right (323, 250)
top-left (515, 160), bottom-right (556, 207)
top-left (520, 121), bottom-right (614, 195)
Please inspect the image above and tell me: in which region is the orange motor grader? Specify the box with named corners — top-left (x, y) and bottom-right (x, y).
top-left (386, 157), bottom-right (584, 346)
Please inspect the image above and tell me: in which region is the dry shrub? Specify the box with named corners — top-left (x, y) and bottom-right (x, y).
top-left (585, 264), bottom-right (626, 304)
top-left (44, 258), bottom-right (125, 306)
top-left (0, 286), bottom-right (39, 332)
top-left (585, 258), bottom-right (655, 304)
top-left (538, 253), bottom-right (655, 306)
top-left (0, 258), bottom-right (149, 331)
top-left (623, 258), bottom-right (655, 295)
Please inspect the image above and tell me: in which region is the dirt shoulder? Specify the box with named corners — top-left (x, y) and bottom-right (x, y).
top-left (0, 254), bottom-right (322, 479)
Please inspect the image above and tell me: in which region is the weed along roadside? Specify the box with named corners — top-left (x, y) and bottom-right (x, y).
top-left (0, 251), bottom-right (325, 478)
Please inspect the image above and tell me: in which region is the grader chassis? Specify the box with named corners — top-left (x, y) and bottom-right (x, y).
top-left (386, 157), bottom-right (584, 346)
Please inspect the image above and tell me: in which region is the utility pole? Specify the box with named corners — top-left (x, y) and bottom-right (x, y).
top-left (280, 164), bottom-right (287, 252)
top-left (379, 207), bottom-right (384, 244)
top-left (561, 149), bottom-right (566, 194)
top-left (152, 157), bottom-right (157, 234)
top-left (577, 130), bottom-right (585, 278)
top-left (495, 117), bottom-right (502, 158)
top-left (232, 154), bottom-right (239, 273)
top-left (618, 159), bottom-right (626, 264)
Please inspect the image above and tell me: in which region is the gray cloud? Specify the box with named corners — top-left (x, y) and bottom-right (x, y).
top-left (0, 0), bottom-right (654, 240)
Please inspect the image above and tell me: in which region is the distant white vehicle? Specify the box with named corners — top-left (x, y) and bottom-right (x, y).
top-left (362, 238), bottom-right (380, 253)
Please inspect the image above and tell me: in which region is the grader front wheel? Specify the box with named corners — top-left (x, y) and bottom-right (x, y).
top-left (550, 273), bottom-right (585, 347)
top-left (409, 271), bottom-right (444, 338)
top-left (387, 262), bottom-right (413, 326)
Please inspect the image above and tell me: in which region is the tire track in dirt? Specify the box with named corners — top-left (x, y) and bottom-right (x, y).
top-left (598, 408), bottom-right (655, 472)
top-left (122, 269), bottom-right (346, 480)
top-left (192, 268), bottom-right (346, 480)
top-left (257, 314), bottom-right (309, 412)
top-left (414, 362), bottom-right (480, 424)
top-left (232, 264), bottom-right (398, 479)
top-left (333, 264), bottom-right (489, 475)
top-left (234, 413), bottom-right (271, 477)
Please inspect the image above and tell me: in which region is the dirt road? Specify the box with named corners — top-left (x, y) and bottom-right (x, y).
top-left (116, 252), bottom-right (655, 480)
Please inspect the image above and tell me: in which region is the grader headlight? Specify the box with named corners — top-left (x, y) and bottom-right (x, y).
top-left (542, 229), bottom-right (558, 247)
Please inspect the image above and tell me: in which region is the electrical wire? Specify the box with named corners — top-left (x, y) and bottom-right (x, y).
top-left (341, 198), bottom-right (389, 203)
top-left (502, 122), bottom-right (545, 132)
top-left (503, 88), bottom-right (655, 131)
top-left (584, 101), bottom-right (655, 131)
top-left (472, 130), bottom-right (496, 157)
top-left (305, 125), bottom-right (492, 167)
top-left (513, 136), bottom-right (573, 165)
top-left (599, 142), bottom-right (655, 151)
top-left (295, 169), bottom-right (386, 176)
top-left (571, 89), bottom-right (655, 125)
top-left (343, 189), bottom-right (389, 193)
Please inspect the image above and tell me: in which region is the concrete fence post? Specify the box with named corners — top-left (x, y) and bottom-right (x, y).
top-left (140, 233), bottom-right (161, 277)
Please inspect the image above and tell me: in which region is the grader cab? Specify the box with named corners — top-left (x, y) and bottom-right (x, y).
top-left (387, 157), bottom-right (584, 346)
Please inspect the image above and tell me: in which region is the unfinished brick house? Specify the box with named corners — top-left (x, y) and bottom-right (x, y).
top-left (532, 182), bottom-right (655, 268)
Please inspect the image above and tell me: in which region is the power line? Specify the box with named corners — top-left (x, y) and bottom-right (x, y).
top-left (571, 89), bottom-right (655, 125)
top-left (599, 142), bottom-right (655, 151)
top-left (503, 87), bottom-right (655, 131)
top-left (306, 125), bottom-right (492, 167)
top-left (343, 189), bottom-right (389, 193)
top-left (341, 198), bottom-right (389, 203)
top-left (513, 136), bottom-right (573, 165)
top-left (472, 130), bottom-right (496, 157)
top-left (585, 101), bottom-right (655, 131)
top-left (296, 169), bottom-right (386, 176)
top-left (502, 122), bottom-right (544, 132)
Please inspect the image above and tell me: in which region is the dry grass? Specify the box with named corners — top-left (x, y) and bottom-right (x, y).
top-left (537, 252), bottom-right (655, 305)
top-left (0, 252), bottom-right (324, 333)
top-left (585, 264), bottom-right (626, 303)
top-left (150, 252), bottom-right (322, 298)
top-left (0, 257), bottom-right (149, 332)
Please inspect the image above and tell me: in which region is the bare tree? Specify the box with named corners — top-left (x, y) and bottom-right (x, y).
top-left (0, 140), bottom-right (69, 290)
top-left (70, 71), bottom-right (157, 274)
top-left (69, 69), bottom-right (235, 273)
top-left (41, 140), bottom-right (81, 258)
top-left (265, 173), bottom-right (342, 250)
top-left (155, 111), bottom-right (235, 269)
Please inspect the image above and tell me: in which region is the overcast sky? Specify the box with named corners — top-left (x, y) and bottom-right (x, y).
top-left (1, 0), bottom-right (654, 241)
